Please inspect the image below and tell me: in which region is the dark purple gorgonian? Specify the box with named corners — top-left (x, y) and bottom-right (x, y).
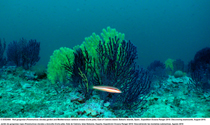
top-left (7, 38), bottom-right (40, 69)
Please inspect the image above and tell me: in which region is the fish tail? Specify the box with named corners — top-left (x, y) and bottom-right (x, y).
top-left (89, 85), bottom-right (94, 89)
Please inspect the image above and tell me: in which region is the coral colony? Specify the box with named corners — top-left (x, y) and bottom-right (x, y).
top-left (0, 27), bottom-right (210, 118)
top-left (6, 38), bottom-right (40, 69)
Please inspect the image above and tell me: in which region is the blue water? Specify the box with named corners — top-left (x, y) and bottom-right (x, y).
top-left (0, 0), bottom-right (210, 67)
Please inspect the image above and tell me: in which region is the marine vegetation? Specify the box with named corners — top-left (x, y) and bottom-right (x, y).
top-left (93, 37), bottom-right (152, 116)
top-left (147, 60), bottom-right (168, 80)
top-left (62, 47), bottom-right (94, 99)
top-left (52, 27), bottom-right (153, 117)
top-left (0, 38), bottom-right (6, 68)
top-left (1, 27), bottom-right (210, 118)
top-left (188, 47), bottom-right (210, 93)
top-left (172, 59), bottom-right (185, 73)
top-left (47, 47), bottom-right (74, 86)
top-left (6, 38), bottom-right (40, 69)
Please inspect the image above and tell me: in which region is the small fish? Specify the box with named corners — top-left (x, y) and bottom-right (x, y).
top-left (92, 86), bottom-right (122, 93)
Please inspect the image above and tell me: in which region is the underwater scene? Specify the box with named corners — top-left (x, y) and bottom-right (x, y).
top-left (0, 0), bottom-right (210, 118)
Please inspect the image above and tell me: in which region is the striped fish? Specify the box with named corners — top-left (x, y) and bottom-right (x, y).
top-left (92, 86), bottom-right (122, 93)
